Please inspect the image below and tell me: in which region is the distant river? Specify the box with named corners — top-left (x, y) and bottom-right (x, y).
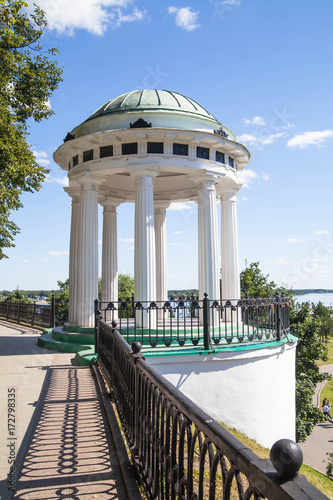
top-left (292, 293), bottom-right (333, 307)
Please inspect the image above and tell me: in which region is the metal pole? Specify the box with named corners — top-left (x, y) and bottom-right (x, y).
top-left (275, 293), bottom-right (281, 341)
top-left (94, 298), bottom-right (100, 355)
top-left (203, 293), bottom-right (211, 350)
top-left (51, 294), bottom-right (55, 328)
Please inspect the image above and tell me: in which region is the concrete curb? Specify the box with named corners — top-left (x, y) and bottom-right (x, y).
top-left (92, 364), bottom-right (142, 500)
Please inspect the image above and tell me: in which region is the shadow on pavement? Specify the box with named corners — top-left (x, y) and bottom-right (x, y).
top-left (2, 363), bottom-right (128, 499)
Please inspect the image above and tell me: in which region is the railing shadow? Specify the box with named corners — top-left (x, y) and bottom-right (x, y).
top-left (11, 364), bottom-right (127, 499)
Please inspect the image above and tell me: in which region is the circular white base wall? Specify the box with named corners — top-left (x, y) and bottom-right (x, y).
top-left (146, 340), bottom-right (297, 449)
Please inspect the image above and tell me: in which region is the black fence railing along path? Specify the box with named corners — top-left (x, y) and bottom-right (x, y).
top-left (96, 294), bottom-right (291, 351)
top-left (0, 296), bottom-right (55, 328)
top-left (96, 318), bottom-right (328, 500)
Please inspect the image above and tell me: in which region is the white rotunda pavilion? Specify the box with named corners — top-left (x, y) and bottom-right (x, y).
top-left (54, 89), bottom-right (251, 329)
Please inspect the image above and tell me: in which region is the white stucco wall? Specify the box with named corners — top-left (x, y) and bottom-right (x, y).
top-left (146, 340), bottom-right (297, 449)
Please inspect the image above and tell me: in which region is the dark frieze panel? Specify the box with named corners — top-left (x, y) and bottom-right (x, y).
top-left (122, 142), bottom-right (138, 155)
top-left (100, 145), bottom-right (114, 158)
top-left (83, 149), bottom-right (93, 162)
top-left (147, 142), bottom-right (164, 154)
top-left (130, 118), bottom-right (152, 128)
top-left (216, 151), bottom-right (225, 164)
top-left (173, 143), bottom-right (189, 156)
top-left (196, 146), bottom-right (209, 159)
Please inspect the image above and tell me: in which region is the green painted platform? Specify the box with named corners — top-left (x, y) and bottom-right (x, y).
top-left (37, 325), bottom-right (97, 366)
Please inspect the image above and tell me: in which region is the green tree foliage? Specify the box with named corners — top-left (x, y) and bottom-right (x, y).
top-left (118, 273), bottom-right (134, 302)
top-left (240, 261), bottom-right (331, 442)
top-left (290, 303), bottom-right (331, 441)
top-left (3, 289), bottom-right (31, 303)
top-left (0, 0), bottom-right (62, 258)
top-left (312, 301), bottom-right (333, 341)
top-left (52, 279), bottom-right (69, 326)
top-left (240, 261), bottom-right (286, 297)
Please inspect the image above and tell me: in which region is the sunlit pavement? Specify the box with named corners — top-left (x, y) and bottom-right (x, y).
top-left (0, 321), bottom-right (128, 500)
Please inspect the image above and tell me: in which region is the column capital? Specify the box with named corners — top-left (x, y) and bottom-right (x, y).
top-left (99, 197), bottom-right (123, 210)
top-left (64, 185), bottom-right (81, 202)
top-left (75, 171), bottom-right (105, 190)
top-left (127, 165), bottom-right (158, 182)
top-left (189, 170), bottom-right (222, 190)
top-left (217, 178), bottom-right (242, 199)
top-left (154, 201), bottom-right (171, 213)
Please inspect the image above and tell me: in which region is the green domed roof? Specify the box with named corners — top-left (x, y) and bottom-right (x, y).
top-left (86, 89), bottom-right (222, 125)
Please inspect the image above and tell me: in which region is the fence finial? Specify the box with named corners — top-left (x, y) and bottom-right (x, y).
top-left (270, 439), bottom-right (303, 481)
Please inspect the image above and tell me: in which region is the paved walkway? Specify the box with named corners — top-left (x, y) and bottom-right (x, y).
top-left (299, 364), bottom-right (333, 475)
top-left (0, 320), bottom-right (136, 500)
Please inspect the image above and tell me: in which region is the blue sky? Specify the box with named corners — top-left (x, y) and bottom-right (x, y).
top-left (1, 0), bottom-right (332, 292)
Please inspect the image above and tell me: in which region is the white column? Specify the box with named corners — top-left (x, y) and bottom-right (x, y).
top-left (77, 175), bottom-right (100, 328)
top-left (155, 202), bottom-right (170, 307)
top-left (221, 190), bottom-right (241, 303)
top-left (129, 167), bottom-right (158, 328)
top-left (101, 200), bottom-right (120, 320)
top-left (65, 187), bottom-right (80, 325)
top-left (197, 176), bottom-right (219, 303)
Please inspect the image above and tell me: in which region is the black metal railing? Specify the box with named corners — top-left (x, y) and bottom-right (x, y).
top-left (97, 319), bottom-right (328, 500)
top-left (0, 297), bottom-right (55, 328)
top-left (96, 294), bottom-right (291, 350)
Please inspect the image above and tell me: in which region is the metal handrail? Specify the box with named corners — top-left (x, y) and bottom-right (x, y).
top-left (0, 297), bottom-right (55, 328)
top-left (97, 319), bottom-right (328, 500)
top-left (96, 294), bottom-right (291, 349)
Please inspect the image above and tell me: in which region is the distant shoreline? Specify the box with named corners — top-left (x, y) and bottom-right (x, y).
top-left (290, 289), bottom-right (333, 296)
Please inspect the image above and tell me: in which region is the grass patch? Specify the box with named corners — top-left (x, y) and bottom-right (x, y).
top-left (220, 422), bottom-right (333, 498)
top-left (317, 340), bottom-right (333, 366)
top-left (321, 378), bottom-right (333, 407)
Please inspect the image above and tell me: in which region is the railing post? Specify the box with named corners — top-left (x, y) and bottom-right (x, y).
top-left (131, 341), bottom-right (145, 455)
top-left (51, 294), bottom-right (55, 328)
top-left (17, 301), bottom-right (21, 323)
top-left (94, 298), bottom-right (100, 355)
top-left (32, 301), bottom-right (36, 326)
top-left (203, 293), bottom-right (211, 350)
top-left (275, 293), bottom-right (281, 341)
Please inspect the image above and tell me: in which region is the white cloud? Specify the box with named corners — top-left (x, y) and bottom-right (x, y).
top-left (32, 149), bottom-right (51, 167)
top-left (274, 257), bottom-right (294, 265)
top-left (286, 238), bottom-right (305, 244)
top-left (167, 6), bottom-right (200, 31)
top-left (168, 201), bottom-right (196, 211)
top-left (32, 0), bottom-right (147, 35)
top-left (173, 230), bottom-right (183, 234)
top-left (48, 250), bottom-right (69, 256)
top-left (313, 230), bottom-right (329, 235)
top-left (45, 174), bottom-right (69, 186)
top-left (243, 116), bottom-right (267, 126)
top-left (237, 169), bottom-right (269, 188)
top-left (287, 130), bottom-right (333, 149)
top-left (222, 0), bottom-right (242, 4)
top-left (237, 131), bottom-right (286, 148)
top-left (118, 237), bottom-right (135, 243)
